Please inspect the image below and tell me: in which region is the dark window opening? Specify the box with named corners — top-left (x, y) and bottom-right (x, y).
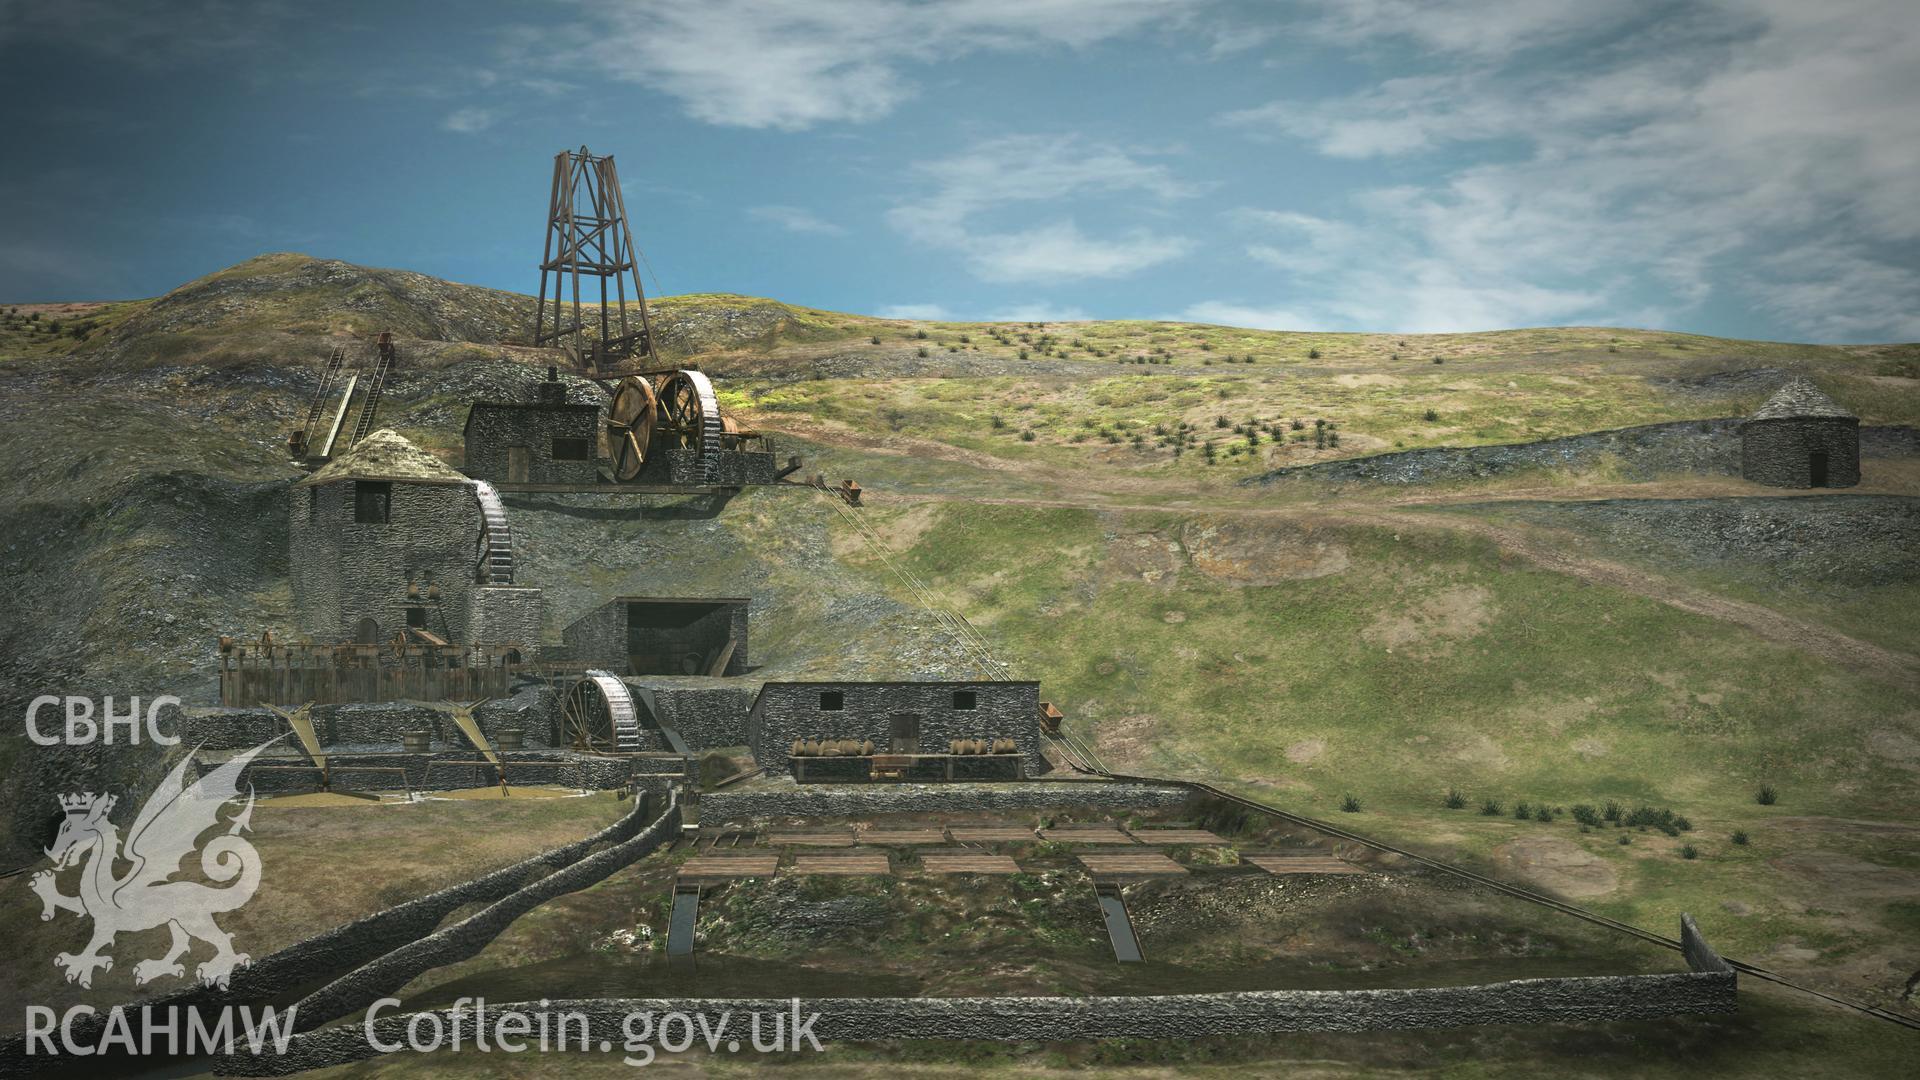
top-left (354, 481), bottom-right (391, 524)
top-left (552, 437), bottom-right (591, 461)
top-left (952, 690), bottom-right (978, 710)
top-left (405, 606), bottom-right (426, 629)
top-left (819, 690), bottom-right (844, 711)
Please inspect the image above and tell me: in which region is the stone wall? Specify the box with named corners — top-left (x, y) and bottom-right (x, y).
top-left (0, 791), bottom-right (663, 1077)
top-left (214, 971), bottom-right (1736, 1074)
top-left (468, 586), bottom-right (546, 650)
top-left (700, 780), bottom-right (1187, 821)
top-left (463, 401), bottom-right (602, 485)
top-left (660, 447), bottom-right (778, 486)
top-left (633, 679), bottom-right (755, 749)
top-left (287, 793), bottom-right (682, 1031)
top-left (1244, 419), bottom-right (1915, 488)
top-left (1741, 417), bottom-right (1861, 488)
top-left (747, 682), bottom-right (1044, 773)
top-left (176, 688), bottom-right (560, 751)
top-left (290, 480), bottom-right (481, 645)
top-left (212, 751), bottom-right (632, 794)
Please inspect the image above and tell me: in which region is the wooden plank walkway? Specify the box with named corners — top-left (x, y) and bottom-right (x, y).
top-left (1078, 852), bottom-right (1186, 877)
top-left (919, 854), bottom-right (1021, 875)
top-left (764, 830), bottom-right (856, 847)
top-left (948, 826), bottom-right (1035, 843)
top-left (857, 828), bottom-right (949, 846)
top-left (1128, 828), bottom-right (1227, 845)
top-left (791, 854), bottom-right (892, 876)
top-left (1246, 854), bottom-right (1363, 875)
top-left (1040, 827), bottom-right (1135, 844)
top-left (678, 854), bottom-right (780, 879)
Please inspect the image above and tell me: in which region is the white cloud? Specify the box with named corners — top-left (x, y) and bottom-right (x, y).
top-left (888, 135), bottom-right (1197, 283)
top-left (748, 205), bottom-right (845, 235)
top-left (878, 303), bottom-right (952, 320)
top-left (1171, 301), bottom-right (1320, 331)
top-left (1217, 0), bottom-right (1920, 340)
top-left (441, 107), bottom-right (495, 134)
top-left (984, 303), bottom-right (1092, 323)
top-left (523, 0), bottom-right (1206, 131)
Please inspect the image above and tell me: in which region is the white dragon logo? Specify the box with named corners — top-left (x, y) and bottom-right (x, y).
top-left (29, 739), bottom-right (280, 990)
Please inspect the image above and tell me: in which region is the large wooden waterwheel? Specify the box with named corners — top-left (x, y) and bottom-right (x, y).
top-left (561, 671), bottom-right (643, 752)
top-left (658, 370), bottom-right (724, 482)
top-left (604, 376), bottom-right (660, 482)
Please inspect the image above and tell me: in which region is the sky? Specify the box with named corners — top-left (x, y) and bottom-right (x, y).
top-left (0, 0), bottom-right (1916, 342)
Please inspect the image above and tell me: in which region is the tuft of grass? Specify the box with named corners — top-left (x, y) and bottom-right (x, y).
top-left (1680, 844), bottom-right (1699, 860)
top-left (1756, 785), bottom-right (1778, 805)
top-left (1443, 787), bottom-right (1467, 809)
top-left (1732, 830), bottom-right (1750, 845)
top-left (1513, 800), bottom-right (1532, 820)
top-left (1479, 799), bottom-right (1503, 816)
top-left (1340, 793), bottom-right (1362, 813)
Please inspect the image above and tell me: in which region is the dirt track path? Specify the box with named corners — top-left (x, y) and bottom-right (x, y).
top-left (1343, 507), bottom-right (1920, 694)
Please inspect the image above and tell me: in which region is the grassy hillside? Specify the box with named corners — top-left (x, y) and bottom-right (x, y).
top-left (1, 254), bottom-right (1917, 1070)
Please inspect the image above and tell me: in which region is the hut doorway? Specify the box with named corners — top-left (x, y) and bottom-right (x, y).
top-left (889, 713), bottom-right (920, 753)
top-left (1809, 450), bottom-right (1829, 487)
top-left (354, 617), bottom-right (380, 645)
top-left (507, 447), bottom-right (530, 483)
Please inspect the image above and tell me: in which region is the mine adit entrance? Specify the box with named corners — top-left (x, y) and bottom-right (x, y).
top-left (624, 597), bottom-right (746, 676)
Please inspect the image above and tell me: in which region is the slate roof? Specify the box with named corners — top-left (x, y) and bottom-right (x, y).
top-left (1750, 376), bottom-right (1856, 421)
top-left (298, 429), bottom-right (470, 486)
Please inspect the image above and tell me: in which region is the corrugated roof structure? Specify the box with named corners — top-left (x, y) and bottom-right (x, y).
top-left (298, 429), bottom-right (470, 486)
top-left (1750, 377), bottom-right (1856, 422)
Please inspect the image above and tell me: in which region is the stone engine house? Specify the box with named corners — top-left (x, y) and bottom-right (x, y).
top-left (289, 429), bottom-right (543, 647)
top-left (1741, 376), bottom-right (1859, 489)
top-left (464, 369), bottom-right (603, 485)
top-left (747, 680), bottom-right (1044, 773)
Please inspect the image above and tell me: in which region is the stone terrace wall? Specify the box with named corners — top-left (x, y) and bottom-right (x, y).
top-left (218, 972), bottom-right (1736, 1074)
top-left (175, 687), bottom-right (560, 751)
top-left (701, 780), bottom-right (1189, 822)
top-left (288, 793), bottom-right (683, 1030)
top-left (634, 680), bottom-right (755, 749)
top-left (1245, 419), bottom-right (1917, 488)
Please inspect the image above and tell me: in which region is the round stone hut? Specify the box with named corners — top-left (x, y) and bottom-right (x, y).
top-left (1740, 376), bottom-right (1858, 489)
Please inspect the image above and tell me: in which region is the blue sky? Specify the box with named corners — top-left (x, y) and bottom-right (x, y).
top-left (1, 0), bottom-right (1915, 341)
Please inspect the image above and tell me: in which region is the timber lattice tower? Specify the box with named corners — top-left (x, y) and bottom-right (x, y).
top-left (533, 145), bottom-right (658, 373)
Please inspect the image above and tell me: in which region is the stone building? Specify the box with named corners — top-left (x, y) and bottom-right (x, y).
top-left (561, 597), bottom-right (750, 676)
top-left (1741, 376), bottom-right (1859, 489)
top-left (746, 680), bottom-right (1044, 773)
top-left (463, 369), bottom-right (603, 485)
top-left (290, 429), bottom-right (544, 647)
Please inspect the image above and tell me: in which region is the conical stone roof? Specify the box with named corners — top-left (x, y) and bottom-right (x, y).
top-left (1750, 376), bottom-right (1855, 421)
top-left (297, 429), bottom-right (470, 486)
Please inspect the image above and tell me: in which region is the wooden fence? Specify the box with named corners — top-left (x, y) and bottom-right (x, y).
top-left (218, 641), bottom-right (525, 706)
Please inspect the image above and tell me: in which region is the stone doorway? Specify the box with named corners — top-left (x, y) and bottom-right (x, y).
top-left (889, 713), bottom-right (920, 753)
top-left (1809, 450), bottom-right (1829, 487)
